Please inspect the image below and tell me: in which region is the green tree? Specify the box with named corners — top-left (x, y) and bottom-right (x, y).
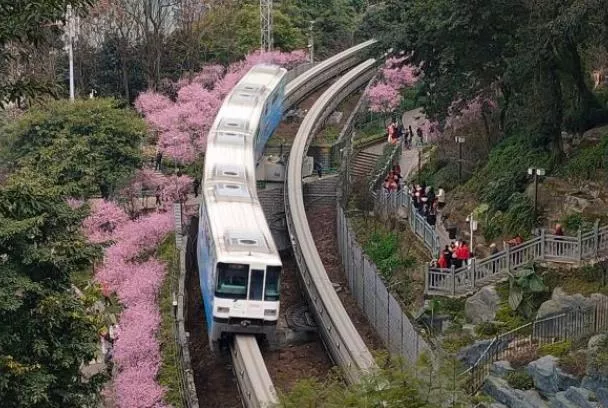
top-left (0, 0), bottom-right (94, 103)
top-left (0, 98), bottom-right (145, 198)
top-left (0, 171), bottom-right (104, 407)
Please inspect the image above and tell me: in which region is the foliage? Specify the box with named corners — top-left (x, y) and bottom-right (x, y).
top-left (537, 340), bottom-right (572, 358)
top-left (135, 50), bottom-right (307, 164)
top-left (505, 370), bottom-right (535, 390)
top-left (428, 297), bottom-right (466, 321)
top-left (561, 133), bottom-right (608, 180)
top-left (476, 322), bottom-right (499, 337)
top-left (0, 98), bottom-right (145, 199)
top-left (364, 231), bottom-right (416, 280)
top-left (0, 170), bottom-right (105, 407)
top-left (502, 193), bottom-right (536, 237)
top-left (279, 354), bottom-right (464, 407)
top-left (156, 234), bottom-right (182, 408)
top-left (442, 327), bottom-right (474, 353)
top-left (507, 266), bottom-right (548, 319)
top-left (559, 350), bottom-right (588, 378)
top-left (83, 201), bottom-right (174, 407)
top-left (587, 335), bottom-right (608, 377)
top-left (366, 56), bottom-right (421, 114)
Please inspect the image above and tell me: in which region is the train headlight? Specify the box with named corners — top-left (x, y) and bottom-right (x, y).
top-left (217, 307), bottom-right (230, 314)
top-left (264, 309), bottom-right (277, 316)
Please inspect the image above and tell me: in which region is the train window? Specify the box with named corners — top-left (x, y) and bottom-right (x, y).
top-left (239, 239), bottom-right (257, 245)
top-left (216, 263), bottom-right (248, 299)
top-left (265, 266), bottom-right (281, 301)
top-left (249, 269), bottom-right (264, 301)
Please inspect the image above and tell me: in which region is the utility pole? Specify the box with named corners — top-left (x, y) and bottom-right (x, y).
top-left (64, 4), bottom-right (77, 101)
top-left (260, 0), bottom-right (273, 52)
top-left (528, 167), bottom-right (546, 223)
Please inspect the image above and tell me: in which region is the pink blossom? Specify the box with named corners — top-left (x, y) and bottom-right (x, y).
top-left (114, 363), bottom-right (168, 408)
top-left (66, 197), bottom-right (84, 209)
top-left (134, 92), bottom-right (173, 115)
top-left (367, 83), bottom-right (401, 113)
top-left (82, 199), bottom-right (129, 243)
top-left (116, 259), bottom-right (166, 307)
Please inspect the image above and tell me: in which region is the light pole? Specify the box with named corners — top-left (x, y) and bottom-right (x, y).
top-left (528, 167), bottom-right (546, 223)
top-left (465, 212), bottom-right (478, 257)
top-left (65, 4), bottom-right (77, 102)
top-left (307, 21), bottom-right (315, 63)
top-left (455, 136), bottom-right (465, 182)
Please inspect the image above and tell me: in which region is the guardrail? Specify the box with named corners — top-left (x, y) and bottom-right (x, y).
top-left (285, 59), bottom-right (379, 384)
top-left (231, 335), bottom-right (278, 408)
top-left (373, 191), bottom-right (608, 297)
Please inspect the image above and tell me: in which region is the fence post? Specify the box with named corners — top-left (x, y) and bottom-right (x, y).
top-left (594, 219), bottom-right (600, 258)
top-left (424, 264), bottom-right (429, 295)
top-left (505, 244), bottom-right (511, 272)
top-left (471, 258), bottom-right (476, 289)
top-left (451, 265), bottom-right (456, 296)
top-left (540, 228), bottom-right (546, 260)
top-left (578, 229), bottom-right (583, 261)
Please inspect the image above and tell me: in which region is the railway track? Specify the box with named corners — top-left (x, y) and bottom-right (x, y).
top-left (229, 41), bottom-right (379, 407)
top-left (285, 59), bottom-right (380, 383)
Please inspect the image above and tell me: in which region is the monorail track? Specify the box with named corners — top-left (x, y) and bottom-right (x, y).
top-left (227, 40), bottom-right (379, 408)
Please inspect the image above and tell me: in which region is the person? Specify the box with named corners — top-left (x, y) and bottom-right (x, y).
top-left (314, 161), bottom-right (323, 178)
top-left (456, 240), bottom-right (471, 267)
top-left (437, 251), bottom-right (448, 269)
top-left (155, 186), bottom-right (162, 208)
top-left (489, 243), bottom-right (499, 255)
top-left (416, 127), bottom-right (423, 145)
top-left (555, 223), bottom-right (564, 236)
top-left (193, 178), bottom-right (200, 197)
top-left (555, 223), bottom-right (564, 256)
top-left (442, 245), bottom-right (453, 269)
top-left (155, 150), bottom-right (162, 169)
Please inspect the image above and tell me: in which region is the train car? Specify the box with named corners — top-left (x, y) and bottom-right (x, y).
top-left (198, 64), bottom-right (287, 349)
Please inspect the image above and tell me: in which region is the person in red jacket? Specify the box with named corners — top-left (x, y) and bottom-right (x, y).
top-left (456, 241), bottom-right (471, 266)
top-left (437, 252), bottom-right (448, 269)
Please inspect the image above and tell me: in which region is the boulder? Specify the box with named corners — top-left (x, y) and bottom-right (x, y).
top-left (491, 361), bottom-right (515, 378)
top-left (457, 338), bottom-right (508, 367)
top-left (483, 376), bottom-right (550, 408)
top-left (491, 404), bottom-right (509, 408)
top-left (535, 290), bottom-right (606, 338)
top-left (527, 356), bottom-right (580, 396)
top-left (588, 333), bottom-right (608, 351)
top-left (563, 387), bottom-right (596, 408)
top-left (465, 285), bottom-right (500, 323)
top-left (550, 392), bottom-right (581, 408)
top-left (595, 387), bottom-right (608, 408)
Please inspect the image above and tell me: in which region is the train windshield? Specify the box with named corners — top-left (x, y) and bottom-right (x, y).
top-left (216, 263), bottom-right (248, 299)
top-left (264, 266), bottom-right (281, 301)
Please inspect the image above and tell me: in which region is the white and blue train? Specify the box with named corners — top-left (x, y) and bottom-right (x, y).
top-left (197, 64), bottom-right (287, 349)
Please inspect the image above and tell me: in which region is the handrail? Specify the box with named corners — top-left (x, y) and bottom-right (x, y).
top-left (285, 59), bottom-right (379, 384)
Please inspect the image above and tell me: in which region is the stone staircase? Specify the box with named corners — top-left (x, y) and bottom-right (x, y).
top-left (350, 150), bottom-right (381, 179)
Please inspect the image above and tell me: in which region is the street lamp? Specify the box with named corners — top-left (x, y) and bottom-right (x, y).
top-left (466, 213), bottom-right (478, 257)
top-left (528, 167), bottom-right (546, 224)
top-left (455, 137), bottom-right (466, 182)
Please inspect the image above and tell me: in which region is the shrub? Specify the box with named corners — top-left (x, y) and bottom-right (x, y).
top-left (503, 193), bottom-right (535, 237)
top-left (559, 351), bottom-right (588, 378)
top-left (537, 340), bottom-right (572, 358)
top-left (505, 370), bottom-right (535, 390)
top-left (476, 322), bottom-right (499, 337)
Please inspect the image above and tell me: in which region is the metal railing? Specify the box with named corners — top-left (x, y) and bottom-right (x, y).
top-left (285, 59), bottom-right (380, 384)
top-left (173, 203), bottom-right (199, 408)
top-left (373, 191), bottom-right (608, 297)
top-left (463, 297), bottom-right (608, 393)
top-left (336, 206), bottom-right (433, 364)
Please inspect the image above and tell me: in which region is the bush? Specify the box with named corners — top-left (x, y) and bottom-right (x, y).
top-left (505, 370), bottom-right (535, 390)
top-left (562, 134), bottom-right (608, 180)
top-left (364, 231), bottom-right (415, 280)
top-left (476, 322), bottom-right (499, 337)
top-left (559, 351), bottom-right (588, 378)
top-left (537, 340), bottom-right (572, 358)
top-left (503, 193), bottom-right (536, 237)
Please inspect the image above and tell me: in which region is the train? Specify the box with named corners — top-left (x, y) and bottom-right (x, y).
top-left (197, 64), bottom-right (287, 349)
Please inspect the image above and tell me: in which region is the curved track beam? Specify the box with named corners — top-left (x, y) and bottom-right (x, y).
top-left (285, 59), bottom-right (379, 384)
top-left (232, 335), bottom-right (278, 408)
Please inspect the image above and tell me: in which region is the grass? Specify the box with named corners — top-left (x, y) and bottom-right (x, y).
top-left (156, 233), bottom-right (184, 408)
top-left (312, 124), bottom-right (341, 146)
top-left (539, 264), bottom-right (608, 297)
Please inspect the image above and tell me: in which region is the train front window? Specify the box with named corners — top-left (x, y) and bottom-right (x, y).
top-left (249, 269), bottom-right (264, 301)
top-left (265, 266), bottom-right (281, 301)
top-left (216, 263), bottom-right (248, 299)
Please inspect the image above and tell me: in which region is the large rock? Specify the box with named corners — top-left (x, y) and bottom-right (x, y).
top-left (535, 290), bottom-right (607, 338)
top-left (457, 338), bottom-right (508, 367)
top-left (588, 333), bottom-right (608, 350)
top-left (483, 376), bottom-right (550, 408)
top-left (491, 360), bottom-right (515, 378)
top-left (563, 387), bottom-right (596, 408)
top-left (595, 387), bottom-right (608, 408)
top-left (465, 285), bottom-right (500, 323)
top-left (527, 356), bottom-right (580, 396)
top-left (550, 392), bottom-right (581, 408)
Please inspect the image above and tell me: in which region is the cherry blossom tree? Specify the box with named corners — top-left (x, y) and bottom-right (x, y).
top-left (367, 83), bottom-right (401, 113)
top-left (366, 56), bottom-right (420, 114)
top-left (134, 50), bottom-right (307, 164)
